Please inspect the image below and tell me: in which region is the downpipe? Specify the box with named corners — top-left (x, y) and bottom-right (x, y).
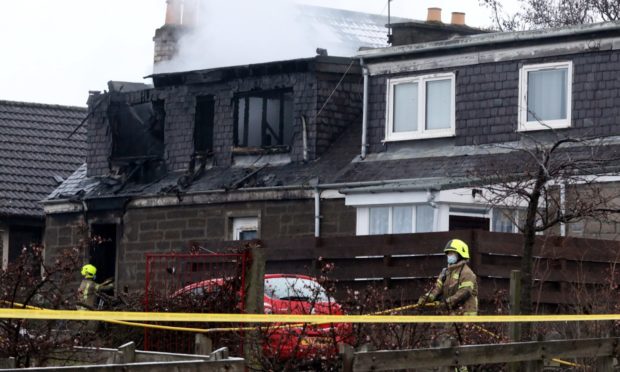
top-left (360, 58), bottom-right (369, 160)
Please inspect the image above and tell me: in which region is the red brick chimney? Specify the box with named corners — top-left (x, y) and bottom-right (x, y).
top-left (427, 7), bottom-right (442, 23)
top-left (451, 12), bottom-right (466, 26)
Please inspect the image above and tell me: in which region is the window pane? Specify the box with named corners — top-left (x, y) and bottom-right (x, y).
top-left (247, 97), bottom-right (263, 147)
top-left (393, 83), bottom-right (418, 132)
top-left (416, 205), bottom-right (434, 232)
top-left (493, 209), bottom-right (515, 233)
top-left (265, 98), bottom-right (281, 146)
top-left (527, 68), bottom-right (567, 122)
top-left (426, 79), bottom-right (451, 130)
top-left (239, 230), bottom-right (258, 240)
top-left (369, 207), bottom-right (389, 235)
top-left (236, 98), bottom-right (246, 146)
top-left (393, 206), bottom-right (413, 234)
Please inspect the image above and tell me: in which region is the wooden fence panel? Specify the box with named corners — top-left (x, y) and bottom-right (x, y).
top-left (202, 230), bottom-right (620, 307)
top-left (350, 337), bottom-right (620, 371)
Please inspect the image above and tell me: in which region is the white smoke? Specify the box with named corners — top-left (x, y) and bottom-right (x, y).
top-left (154, 0), bottom-right (357, 74)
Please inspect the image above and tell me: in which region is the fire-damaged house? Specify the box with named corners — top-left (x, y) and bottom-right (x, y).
top-left (45, 4), bottom-right (453, 289)
top-left (0, 100), bottom-right (86, 268)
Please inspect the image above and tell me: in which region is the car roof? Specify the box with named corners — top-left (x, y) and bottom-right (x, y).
top-left (264, 274), bottom-right (315, 281)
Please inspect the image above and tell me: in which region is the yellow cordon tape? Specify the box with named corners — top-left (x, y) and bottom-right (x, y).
top-left (3, 309), bottom-right (620, 323)
top-left (0, 303), bottom-right (586, 368)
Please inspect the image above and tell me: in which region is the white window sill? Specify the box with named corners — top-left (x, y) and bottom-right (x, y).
top-left (517, 121), bottom-right (571, 132)
top-left (384, 131), bottom-right (455, 142)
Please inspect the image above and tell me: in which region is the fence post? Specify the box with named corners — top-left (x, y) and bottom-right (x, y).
top-left (596, 356), bottom-right (614, 370)
top-left (244, 244), bottom-right (265, 369)
top-left (0, 358), bottom-right (15, 369)
top-left (508, 270), bottom-right (522, 372)
top-left (118, 341), bottom-right (136, 364)
top-left (339, 343), bottom-right (354, 372)
top-left (195, 334), bottom-right (213, 355)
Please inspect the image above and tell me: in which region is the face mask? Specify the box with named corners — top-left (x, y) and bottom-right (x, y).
top-left (447, 254), bottom-right (458, 265)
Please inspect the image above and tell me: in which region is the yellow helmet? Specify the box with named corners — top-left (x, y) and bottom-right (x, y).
top-left (81, 264), bottom-right (97, 279)
top-left (444, 239), bottom-right (469, 259)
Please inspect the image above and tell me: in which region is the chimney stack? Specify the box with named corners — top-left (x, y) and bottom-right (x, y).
top-left (427, 7), bottom-right (442, 23)
top-left (165, 0), bottom-right (181, 25)
top-left (181, 0), bottom-right (199, 27)
top-left (451, 12), bottom-right (466, 26)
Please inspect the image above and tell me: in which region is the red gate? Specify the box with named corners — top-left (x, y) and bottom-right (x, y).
top-left (143, 251), bottom-right (248, 353)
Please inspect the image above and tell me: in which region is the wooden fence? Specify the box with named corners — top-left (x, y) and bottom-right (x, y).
top-left (203, 230), bottom-right (620, 307)
top-left (339, 337), bottom-right (620, 371)
top-left (0, 340), bottom-right (244, 372)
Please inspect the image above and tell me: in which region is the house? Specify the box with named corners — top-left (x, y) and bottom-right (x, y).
top-left (0, 100), bottom-right (86, 268)
top-left (42, 2), bottom-right (435, 289)
top-left (339, 20), bottom-right (620, 238)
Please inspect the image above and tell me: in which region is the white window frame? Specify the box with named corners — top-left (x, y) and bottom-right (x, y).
top-left (518, 61), bottom-right (572, 132)
top-left (231, 217), bottom-right (258, 240)
top-left (385, 72), bottom-right (456, 141)
top-left (357, 204), bottom-right (435, 235)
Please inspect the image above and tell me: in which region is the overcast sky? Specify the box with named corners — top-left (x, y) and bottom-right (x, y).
top-left (0, 0), bottom-right (512, 107)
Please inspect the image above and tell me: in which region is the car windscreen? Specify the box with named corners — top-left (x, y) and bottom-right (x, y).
top-left (264, 277), bottom-right (330, 302)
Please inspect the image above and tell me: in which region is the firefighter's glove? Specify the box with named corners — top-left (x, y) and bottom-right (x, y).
top-left (429, 301), bottom-right (450, 310)
top-left (417, 295), bottom-right (434, 306)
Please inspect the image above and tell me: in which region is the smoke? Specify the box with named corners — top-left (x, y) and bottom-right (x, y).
top-left (154, 0), bottom-right (356, 74)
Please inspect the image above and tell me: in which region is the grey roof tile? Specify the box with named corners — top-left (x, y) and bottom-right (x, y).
top-left (0, 100), bottom-right (87, 217)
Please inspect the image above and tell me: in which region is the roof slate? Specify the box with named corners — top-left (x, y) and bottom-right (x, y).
top-left (0, 100), bottom-right (87, 218)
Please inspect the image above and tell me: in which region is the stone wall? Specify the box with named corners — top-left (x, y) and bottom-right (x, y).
top-left (45, 198), bottom-right (355, 290)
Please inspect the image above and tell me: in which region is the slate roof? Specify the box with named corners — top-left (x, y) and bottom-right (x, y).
top-left (0, 100), bottom-right (87, 218)
top-left (300, 5), bottom-right (411, 53)
top-left (48, 130), bottom-right (620, 203)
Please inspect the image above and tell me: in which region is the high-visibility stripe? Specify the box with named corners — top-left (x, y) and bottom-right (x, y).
top-left (82, 282), bottom-right (92, 302)
top-left (458, 281), bottom-right (475, 289)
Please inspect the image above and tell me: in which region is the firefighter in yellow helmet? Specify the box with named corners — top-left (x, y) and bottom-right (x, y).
top-left (76, 264), bottom-right (114, 310)
top-left (417, 239), bottom-right (478, 315)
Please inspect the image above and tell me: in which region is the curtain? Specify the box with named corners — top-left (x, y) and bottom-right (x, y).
top-left (527, 68), bottom-right (567, 122)
top-left (393, 82), bottom-right (418, 132)
top-left (426, 79), bottom-right (451, 130)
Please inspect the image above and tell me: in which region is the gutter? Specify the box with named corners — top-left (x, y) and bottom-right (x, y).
top-left (356, 21), bottom-right (620, 60)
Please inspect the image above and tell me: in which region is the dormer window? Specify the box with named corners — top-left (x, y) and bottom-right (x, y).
top-left (385, 73), bottom-right (455, 141)
top-left (234, 89), bottom-right (293, 149)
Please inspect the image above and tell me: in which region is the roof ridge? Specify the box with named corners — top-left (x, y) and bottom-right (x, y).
top-left (0, 100), bottom-right (87, 112)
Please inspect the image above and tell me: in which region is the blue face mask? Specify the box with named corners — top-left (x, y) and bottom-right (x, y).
top-left (447, 254), bottom-right (458, 265)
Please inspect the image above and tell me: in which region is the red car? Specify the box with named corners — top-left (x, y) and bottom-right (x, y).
top-left (176, 274), bottom-right (352, 359)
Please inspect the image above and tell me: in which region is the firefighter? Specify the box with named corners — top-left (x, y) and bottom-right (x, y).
top-left (417, 239), bottom-right (478, 372)
top-left (417, 239), bottom-right (478, 315)
top-left (76, 264), bottom-right (114, 311)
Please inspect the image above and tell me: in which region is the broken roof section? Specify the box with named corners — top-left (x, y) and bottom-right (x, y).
top-left (0, 100), bottom-right (87, 218)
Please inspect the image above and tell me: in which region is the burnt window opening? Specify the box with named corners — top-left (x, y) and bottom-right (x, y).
top-left (234, 89), bottom-right (293, 149)
top-left (194, 95), bottom-right (215, 155)
top-left (89, 224), bottom-right (117, 291)
top-left (109, 100), bottom-right (165, 161)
